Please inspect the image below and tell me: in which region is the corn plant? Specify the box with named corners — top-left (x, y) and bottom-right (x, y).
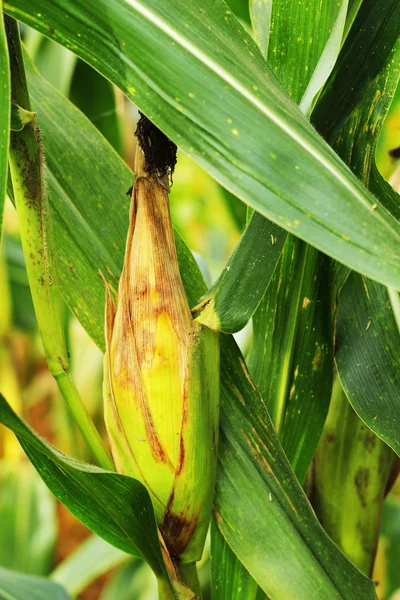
top-left (0, 0), bottom-right (399, 598)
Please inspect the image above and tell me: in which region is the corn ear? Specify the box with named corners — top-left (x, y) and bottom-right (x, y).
top-left (104, 145), bottom-right (220, 563)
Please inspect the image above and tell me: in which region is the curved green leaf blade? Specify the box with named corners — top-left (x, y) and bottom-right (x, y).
top-left (0, 5), bottom-right (10, 239)
top-left (195, 212), bottom-right (285, 333)
top-left (0, 395), bottom-right (167, 579)
top-left (216, 336), bottom-right (376, 600)
top-left (336, 274), bottom-right (400, 455)
top-left (313, 0), bottom-right (400, 144)
top-left (21, 52), bottom-right (376, 599)
top-left (0, 567), bottom-right (70, 600)
top-left (247, 239), bottom-right (333, 482)
top-left (4, 0), bottom-right (400, 288)
top-left (332, 32), bottom-right (400, 456)
top-left (211, 520), bottom-right (263, 600)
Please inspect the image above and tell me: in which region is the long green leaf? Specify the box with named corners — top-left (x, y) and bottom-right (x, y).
top-left (195, 212), bottom-right (285, 333)
top-left (247, 238), bottom-right (333, 482)
top-left (0, 566), bottom-right (70, 600)
top-left (4, 0), bottom-right (400, 288)
top-left (210, 0), bottom-right (342, 590)
top-left (332, 33), bottom-right (400, 455)
top-left (336, 274), bottom-right (400, 455)
top-left (210, 520), bottom-right (264, 600)
top-left (313, 0), bottom-right (400, 144)
top-left (0, 5), bottom-right (10, 239)
top-left (215, 335), bottom-right (376, 600)
top-left (0, 395), bottom-right (166, 580)
top-left (20, 54), bottom-right (376, 598)
top-left (245, 0), bottom-right (338, 482)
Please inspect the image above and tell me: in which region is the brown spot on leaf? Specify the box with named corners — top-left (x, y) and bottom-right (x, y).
top-left (354, 467), bottom-right (370, 507)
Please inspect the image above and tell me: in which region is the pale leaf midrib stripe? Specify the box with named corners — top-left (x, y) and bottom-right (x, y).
top-left (124, 0), bottom-right (379, 212)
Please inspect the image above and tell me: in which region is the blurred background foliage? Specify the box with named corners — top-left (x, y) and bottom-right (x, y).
top-left (0, 13), bottom-right (399, 599)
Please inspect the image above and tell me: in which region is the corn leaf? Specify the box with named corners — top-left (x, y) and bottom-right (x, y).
top-left (69, 60), bottom-right (122, 155)
top-left (336, 274), bottom-right (400, 456)
top-left (332, 31), bottom-right (400, 455)
top-left (19, 51), bottom-right (376, 599)
top-left (195, 212), bottom-right (285, 333)
top-left (4, 0), bottom-right (400, 288)
top-left (247, 238), bottom-right (333, 482)
top-left (0, 395), bottom-right (170, 580)
top-left (197, 0), bottom-right (348, 333)
top-left (313, 0), bottom-right (400, 144)
top-left (0, 5), bottom-right (10, 239)
top-left (0, 566), bottom-right (70, 600)
top-left (210, 520), bottom-right (264, 600)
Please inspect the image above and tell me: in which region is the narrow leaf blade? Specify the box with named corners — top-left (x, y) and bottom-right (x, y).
top-left (0, 394), bottom-right (167, 579)
top-left (4, 0), bottom-right (400, 287)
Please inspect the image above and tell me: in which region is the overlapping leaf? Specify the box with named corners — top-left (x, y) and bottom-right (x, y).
top-left (313, 0), bottom-right (400, 143)
top-left (210, 521), bottom-right (263, 600)
top-left (332, 31), bottom-right (400, 455)
top-left (0, 395), bottom-right (167, 579)
top-left (4, 0), bottom-right (400, 288)
top-left (13, 46), bottom-right (377, 599)
top-left (336, 275), bottom-right (400, 455)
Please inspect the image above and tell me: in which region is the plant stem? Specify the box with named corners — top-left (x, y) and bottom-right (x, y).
top-left (312, 377), bottom-right (396, 575)
top-left (157, 562), bottom-right (202, 599)
top-left (174, 562), bottom-right (202, 598)
top-left (5, 16), bottom-right (114, 472)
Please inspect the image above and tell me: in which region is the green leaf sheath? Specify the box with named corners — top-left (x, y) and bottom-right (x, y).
top-left (247, 238), bottom-right (333, 483)
top-left (0, 394), bottom-right (167, 579)
top-left (5, 18), bottom-right (114, 470)
top-left (3, 0), bottom-right (400, 288)
top-left (312, 379), bottom-right (396, 575)
top-left (0, 6), bottom-right (10, 241)
top-left (0, 566), bottom-right (70, 600)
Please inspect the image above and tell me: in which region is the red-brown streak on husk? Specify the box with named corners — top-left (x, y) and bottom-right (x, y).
top-left (114, 309), bottom-right (173, 468)
top-left (161, 498), bottom-right (199, 558)
top-left (105, 324), bottom-right (166, 508)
